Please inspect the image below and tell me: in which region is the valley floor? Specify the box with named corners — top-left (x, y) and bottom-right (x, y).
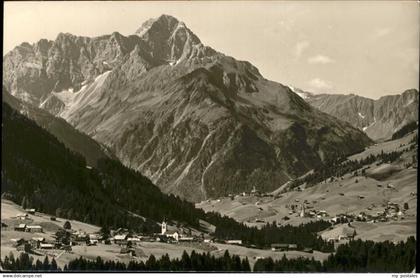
top-left (1, 199), bottom-right (328, 269)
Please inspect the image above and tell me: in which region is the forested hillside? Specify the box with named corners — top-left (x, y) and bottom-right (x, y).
top-left (254, 237), bottom-right (416, 272)
top-left (2, 102), bottom-right (201, 232)
top-left (2, 102), bottom-right (333, 250)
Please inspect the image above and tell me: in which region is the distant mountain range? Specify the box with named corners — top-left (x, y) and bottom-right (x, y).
top-left (3, 14), bottom-right (372, 201)
top-left (289, 87), bottom-right (419, 141)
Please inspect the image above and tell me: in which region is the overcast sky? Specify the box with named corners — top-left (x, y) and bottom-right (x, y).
top-left (4, 1), bottom-right (419, 99)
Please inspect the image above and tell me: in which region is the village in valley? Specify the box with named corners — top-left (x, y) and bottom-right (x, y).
top-left (1, 130), bottom-right (417, 269)
top-left (197, 131), bottom-right (417, 245)
top-left (2, 202), bottom-right (212, 257)
top-left (1, 197), bottom-right (331, 268)
top-left (1, 183), bottom-right (415, 266)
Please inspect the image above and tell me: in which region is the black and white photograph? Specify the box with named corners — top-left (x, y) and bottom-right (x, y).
top-left (1, 0), bottom-right (418, 274)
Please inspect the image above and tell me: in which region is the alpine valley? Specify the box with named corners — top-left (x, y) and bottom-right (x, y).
top-left (290, 87), bottom-right (419, 141)
top-left (1, 13), bottom-right (418, 273)
top-left (3, 15), bottom-right (372, 202)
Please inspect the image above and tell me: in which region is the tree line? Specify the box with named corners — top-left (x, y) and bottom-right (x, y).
top-left (391, 121), bottom-right (418, 140)
top-left (207, 215), bottom-right (334, 252)
top-left (1, 250), bottom-right (250, 272)
top-left (288, 143), bottom-right (414, 190)
top-left (254, 236), bottom-right (416, 273)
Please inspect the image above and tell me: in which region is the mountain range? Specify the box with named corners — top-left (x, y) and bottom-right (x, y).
top-left (4, 14), bottom-right (375, 201)
top-left (290, 87), bottom-right (418, 141)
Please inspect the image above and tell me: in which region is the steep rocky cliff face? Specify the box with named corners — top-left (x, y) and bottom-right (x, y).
top-left (3, 15), bottom-right (372, 202)
top-left (297, 89), bottom-right (419, 141)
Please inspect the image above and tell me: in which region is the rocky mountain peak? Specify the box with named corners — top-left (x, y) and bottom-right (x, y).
top-left (3, 15), bottom-right (374, 201)
top-left (135, 14), bottom-right (201, 64)
top-left (135, 14), bottom-right (185, 36)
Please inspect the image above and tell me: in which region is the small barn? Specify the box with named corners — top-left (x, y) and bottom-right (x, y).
top-left (25, 209), bottom-right (36, 215)
top-left (288, 244), bottom-right (298, 250)
top-left (271, 243), bottom-right (288, 251)
top-left (26, 225), bottom-right (43, 233)
top-left (114, 234), bottom-right (128, 245)
top-left (14, 224), bottom-right (27, 232)
top-left (11, 238), bottom-right (25, 247)
top-left (39, 243), bottom-right (54, 249)
top-left (179, 236), bottom-right (195, 242)
top-left (225, 239), bottom-right (242, 245)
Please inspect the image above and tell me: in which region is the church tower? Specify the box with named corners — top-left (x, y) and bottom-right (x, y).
top-left (161, 220), bottom-right (167, 235)
top-left (300, 204), bottom-right (305, 218)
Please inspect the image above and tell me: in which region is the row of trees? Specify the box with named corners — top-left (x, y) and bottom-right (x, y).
top-left (255, 236), bottom-right (416, 273)
top-left (1, 250), bottom-right (250, 272)
top-left (289, 145), bottom-right (412, 190)
top-left (2, 237), bottom-right (415, 272)
top-left (207, 216), bottom-right (334, 252)
top-left (1, 253), bottom-right (58, 272)
top-left (391, 121), bottom-right (418, 140)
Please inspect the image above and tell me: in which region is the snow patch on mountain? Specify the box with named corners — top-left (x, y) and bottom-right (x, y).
top-left (289, 86), bottom-right (310, 99)
top-left (52, 89), bottom-right (76, 106)
top-left (24, 62), bottom-right (42, 69)
top-left (59, 70), bottom-right (112, 120)
top-left (135, 18), bottom-right (156, 37)
top-left (362, 117), bottom-right (376, 131)
top-left (405, 98), bottom-right (415, 107)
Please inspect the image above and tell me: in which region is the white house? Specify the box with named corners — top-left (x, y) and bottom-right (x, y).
top-left (167, 232), bottom-right (179, 242)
